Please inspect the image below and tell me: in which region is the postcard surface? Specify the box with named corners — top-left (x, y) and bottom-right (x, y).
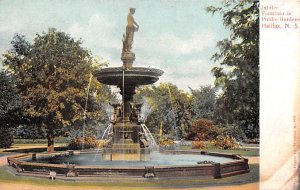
top-left (0, 0), bottom-right (299, 190)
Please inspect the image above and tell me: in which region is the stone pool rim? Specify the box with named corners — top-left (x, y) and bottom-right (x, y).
top-left (7, 149), bottom-right (249, 179)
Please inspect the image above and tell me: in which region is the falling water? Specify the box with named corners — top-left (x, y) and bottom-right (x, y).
top-left (141, 124), bottom-right (158, 149)
top-left (166, 84), bottom-right (179, 141)
top-left (101, 123), bottom-right (113, 140)
top-left (140, 97), bottom-right (152, 120)
top-left (93, 123), bottom-right (113, 160)
top-left (122, 69), bottom-right (125, 136)
top-left (121, 68), bottom-right (125, 160)
top-left (82, 73), bottom-right (93, 150)
top-left (102, 103), bottom-right (114, 120)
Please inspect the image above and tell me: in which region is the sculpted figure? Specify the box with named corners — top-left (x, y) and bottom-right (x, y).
top-left (123, 8), bottom-right (139, 52)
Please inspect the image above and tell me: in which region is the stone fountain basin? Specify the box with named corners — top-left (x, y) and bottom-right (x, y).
top-left (7, 150), bottom-right (249, 179)
top-left (94, 67), bottom-right (164, 86)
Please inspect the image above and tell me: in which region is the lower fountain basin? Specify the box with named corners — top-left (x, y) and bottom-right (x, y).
top-left (22, 151), bottom-right (234, 166)
top-left (7, 150), bottom-right (249, 179)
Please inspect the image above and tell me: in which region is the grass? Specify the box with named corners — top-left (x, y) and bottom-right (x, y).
top-left (0, 138), bottom-right (67, 156)
top-left (200, 147), bottom-right (258, 157)
top-left (0, 164), bottom-right (259, 188)
top-left (0, 143), bottom-right (67, 156)
top-left (179, 144), bottom-right (259, 157)
top-left (13, 137), bottom-right (68, 144)
top-left (1, 139), bottom-right (259, 157)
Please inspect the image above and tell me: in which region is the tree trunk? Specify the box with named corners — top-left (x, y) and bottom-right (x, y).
top-left (47, 131), bottom-right (54, 152)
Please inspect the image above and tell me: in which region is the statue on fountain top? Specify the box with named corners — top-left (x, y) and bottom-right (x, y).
top-left (122, 8), bottom-right (139, 68)
top-left (123, 8), bottom-right (139, 53)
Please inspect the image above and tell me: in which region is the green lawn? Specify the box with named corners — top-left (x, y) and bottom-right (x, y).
top-left (0, 143), bottom-right (67, 156)
top-left (1, 141), bottom-right (259, 157)
top-left (179, 144), bottom-right (259, 157)
top-left (13, 137), bottom-right (68, 144)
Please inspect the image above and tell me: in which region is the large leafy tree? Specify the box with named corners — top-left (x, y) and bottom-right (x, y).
top-left (0, 71), bottom-right (23, 148)
top-left (3, 29), bottom-right (110, 151)
top-left (207, 0), bottom-right (259, 138)
top-left (190, 85), bottom-right (216, 121)
top-left (135, 83), bottom-right (192, 140)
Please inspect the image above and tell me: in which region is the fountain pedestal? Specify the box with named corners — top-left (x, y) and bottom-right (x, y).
top-left (95, 67), bottom-right (163, 161)
top-left (95, 9), bottom-right (163, 161)
top-left (102, 121), bottom-right (149, 161)
top-left (102, 143), bottom-right (150, 161)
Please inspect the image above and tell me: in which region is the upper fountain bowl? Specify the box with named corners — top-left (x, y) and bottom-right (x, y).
top-left (94, 67), bottom-right (164, 87)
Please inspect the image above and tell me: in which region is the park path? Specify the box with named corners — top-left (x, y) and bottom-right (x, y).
top-left (0, 155), bottom-right (9, 166)
top-left (0, 182), bottom-right (259, 190)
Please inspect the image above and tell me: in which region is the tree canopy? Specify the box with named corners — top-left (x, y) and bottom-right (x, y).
top-left (0, 70), bottom-right (23, 147)
top-left (135, 83), bottom-right (193, 140)
top-left (0, 0), bottom-right (260, 146)
top-left (207, 0), bottom-right (259, 139)
top-left (3, 28), bottom-right (112, 151)
top-left (190, 86), bottom-right (216, 120)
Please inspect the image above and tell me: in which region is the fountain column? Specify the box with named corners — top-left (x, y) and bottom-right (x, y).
top-left (119, 84), bottom-right (136, 120)
top-left (95, 8), bottom-right (163, 161)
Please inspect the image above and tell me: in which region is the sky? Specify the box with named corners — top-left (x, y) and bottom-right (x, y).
top-left (0, 0), bottom-right (229, 92)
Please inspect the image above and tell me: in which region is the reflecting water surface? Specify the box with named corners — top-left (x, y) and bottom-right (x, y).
top-left (24, 151), bottom-right (235, 167)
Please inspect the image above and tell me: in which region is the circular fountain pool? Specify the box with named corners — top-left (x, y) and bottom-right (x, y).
top-left (7, 150), bottom-right (249, 179)
top-left (22, 151), bottom-right (234, 166)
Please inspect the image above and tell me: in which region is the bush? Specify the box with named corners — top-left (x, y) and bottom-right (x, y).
top-left (218, 124), bottom-right (247, 142)
top-left (14, 125), bottom-right (46, 140)
top-left (97, 140), bottom-right (107, 148)
top-left (158, 138), bottom-right (175, 147)
top-left (0, 127), bottom-right (13, 148)
top-left (212, 135), bottom-right (239, 150)
top-left (68, 136), bottom-right (100, 150)
top-left (189, 119), bottom-right (219, 141)
top-left (244, 138), bottom-right (259, 144)
top-left (192, 140), bottom-right (206, 149)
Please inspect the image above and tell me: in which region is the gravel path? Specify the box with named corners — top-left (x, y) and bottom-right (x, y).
top-left (0, 182), bottom-right (259, 190)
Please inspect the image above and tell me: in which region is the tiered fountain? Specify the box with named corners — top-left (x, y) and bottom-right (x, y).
top-left (7, 8), bottom-right (250, 180)
top-left (95, 7), bottom-right (163, 161)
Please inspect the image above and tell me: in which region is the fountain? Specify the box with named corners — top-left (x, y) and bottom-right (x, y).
top-left (94, 7), bottom-right (163, 161)
top-left (6, 8), bottom-right (250, 180)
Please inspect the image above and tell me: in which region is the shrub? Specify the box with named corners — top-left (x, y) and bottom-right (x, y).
top-left (158, 138), bottom-right (175, 147)
top-left (212, 135), bottom-right (239, 150)
top-left (0, 127), bottom-right (13, 148)
top-left (14, 125), bottom-right (46, 140)
top-left (68, 136), bottom-right (99, 150)
top-left (189, 119), bottom-right (219, 141)
top-left (97, 140), bottom-right (107, 148)
top-left (192, 140), bottom-right (206, 149)
top-left (244, 138), bottom-right (259, 144)
top-left (218, 124), bottom-right (247, 142)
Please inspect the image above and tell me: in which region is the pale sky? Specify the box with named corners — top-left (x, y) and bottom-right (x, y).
top-left (0, 0), bottom-right (229, 91)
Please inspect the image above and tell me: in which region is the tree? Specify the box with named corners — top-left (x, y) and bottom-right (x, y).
top-left (3, 29), bottom-right (111, 152)
top-left (135, 83), bottom-right (192, 140)
top-left (207, 0), bottom-right (259, 139)
top-left (0, 71), bottom-right (23, 148)
top-left (190, 85), bottom-right (216, 120)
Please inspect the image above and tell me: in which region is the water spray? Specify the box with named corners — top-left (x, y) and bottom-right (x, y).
top-left (166, 83), bottom-right (179, 141)
top-left (82, 73), bottom-right (93, 150)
